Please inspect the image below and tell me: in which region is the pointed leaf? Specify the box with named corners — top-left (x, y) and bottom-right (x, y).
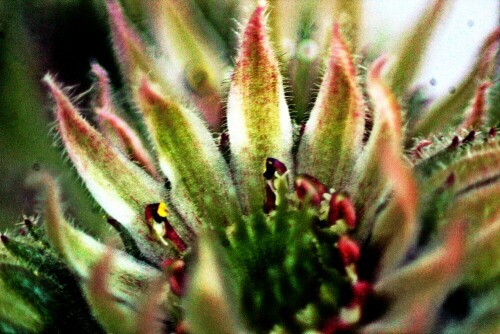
top-left (465, 207), bottom-right (500, 287)
top-left (266, 0), bottom-right (317, 59)
top-left (44, 75), bottom-right (190, 260)
top-left (149, 0), bottom-right (227, 129)
top-left (137, 79), bottom-right (241, 227)
top-left (106, 0), bottom-right (158, 85)
top-left (133, 275), bottom-right (171, 334)
top-left (227, 4), bottom-right (293, 210)
top-left (32, 172), bottom-right (166, 308)
top-left (411, 27), bottom-right (500, 138)
top-left (351, 57), bottom-right (403, 239)
top-left (459, 81), bottom-right (493, 129)
top-left (83, 250), bottom-right (135, 334)
top-left (331, 0), bottom-right (363, 53)
top-left (184, 234), bottom-right (245, 334)
top-left (425, 143), bottom-right (500, 194)
top-left (370, 144), bottom-right (420, 277)
top-left (364, 221), bottom-right (466, 334)
top-left (91, 63), bottom-right (160, 179)
top-left (297, 24), bottom-right (365, 188)
top-left (384, 0), bottom-right (451, 97)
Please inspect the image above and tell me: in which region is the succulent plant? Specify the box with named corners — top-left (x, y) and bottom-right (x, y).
top-left (1, 0), bottom-right (499, 333)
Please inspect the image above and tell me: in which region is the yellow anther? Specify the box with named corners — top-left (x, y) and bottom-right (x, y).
top-left (157, 202), bottom-right (168, 218)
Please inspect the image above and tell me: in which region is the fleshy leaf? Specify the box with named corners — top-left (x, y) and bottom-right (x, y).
top-left (137, 78), bottom-right (241, 228)
top-left (458, 81), bottom-right (493, 130)
top-left (465, 206), bottom-right (500, 287)
top-left (411, 27), bottom-right (500, 138)
top-left (106, 0), bottom-right (160, 86)
top-left (91, 63), bottom-right (160, 179)
top-left (149, 0), bottom-right (227, 129)
top-left (370, 143), bottom-right (420, 277)
top-left (44, 75), bottom-right (189, 260)
top-left (227, 3), bottom-right (293, 210)
top-left (425, 142), bottom-right (500, 194)
top-left (266, 0), bottom-right (317, 58)
top-left (384, 0), bottom-right (451, 97)
top-left (351, 57), bottom-right (403, 238)
top-left (133, 275), bottom-right (170, 334)
top-left (184, 234), bottom-right (244, 334)
top-left (83, 250), bottom-right (135, 334)
top-left (32, 172), bottom-right (166, 307)
top-left (364, 221), bottom-right (466, 334)
top-left (331, 0), bottom-right (363, 53)
top-left (297, 24), bottom-right (365, 188)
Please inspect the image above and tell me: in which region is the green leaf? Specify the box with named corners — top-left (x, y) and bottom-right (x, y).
top-left (91, 63), bottom-right (160, 179)
top-left (227, 3), bottom-right (293, 211)
top-left (410, 28), bottom-right (500, 138)
top-left (149, 0), bottom-right (227, 129)
top-left (351, 57), bottom-right (403, 239)
top-left (44, 75), bottom-right (187, 260)
top-left (33, 173), bottom-right (166, 309)
top-left (137, 78), bottom-right (242, 228)
top-left (365, 221), bottom-right (466, 334)
top-left (370, 145), bottom-right (420, 277)
top-left (184, 233), bottom-right (245, 334)
top-left (384, 0), bottom-right (452, 98)
top-left (297, 24), bottom-right (365, 189)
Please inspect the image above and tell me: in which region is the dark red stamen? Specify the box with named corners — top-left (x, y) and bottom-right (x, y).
top-left (448, 136), bottom-right (460, 150)
top-left (264, 183), bottom-right (277, 213)
top-left (462, 130), bottom-right (476, 144)
top-left (163, 220), bottom-right (188, 252)
top-left (263, 157), bottom-right (288, 180)
top-left (488, 127), bottom-right (497, 138)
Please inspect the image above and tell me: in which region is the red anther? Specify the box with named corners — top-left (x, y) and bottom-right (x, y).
top-left (163, 259), bottom-right (186, 296)
top-left (295, 174), bottom-right (327, 207)
top-left (327, 192), bottom-right (340, 224)
top-left (488, 127), bottom-right (497, 138)
top-left (444, 173), bottom-right (456, 188)
top-left (337, 236), bottom-right (360, 267)
top-left (328, 193), bottom-right (357, 229)
top-left (462, 130), bottom-right (476, 144)
top-left (23, 218), bottom-right (33, 228)
top-left (0, 234), bottom-right (9, 244)
top-left (351, 281), bottom-right (372, 306)
top-left (321, 316), bottom-right (351, 334)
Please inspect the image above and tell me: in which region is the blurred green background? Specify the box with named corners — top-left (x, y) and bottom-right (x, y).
top-left (0, 0), bottom-right (123, 234)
